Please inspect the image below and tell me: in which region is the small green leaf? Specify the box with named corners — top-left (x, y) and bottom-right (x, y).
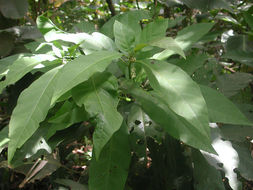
top-left (89, 122), bottom-right (131, 190)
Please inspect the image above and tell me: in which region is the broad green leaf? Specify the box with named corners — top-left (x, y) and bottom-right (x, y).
top-left (200, 85), bottom-right (252, 126)
top-left (0, 127), bottom-right (9, 153)
top-left (137, 18), bottom-right (168, 44)
top-left (0, 54), bottom-right (56, 93)
top-left (121, 81), bottom-right (215, 153)
top-left (52, 51), bottom-right (121, 102)
top-left (138, 60), bottom-right (210, 137)
top-left (150, 37), bottom-right (185, 60)
top-left (8, 51), bottom-right (121, 163)
top-left (0, 0), bottom-right (28, 19)
top-left (170, 54), bottom-right (208, 75)
top-left (89, 122), bottom-right (131, 190)
top-left (192, 149), bottom-right (225, 190)
top-left (216, 73), bottom-right (253, 97)
top-left (100, 10), bottom-right (151, 39)
top-left (72, 72), bottom-right (122, 159)
top-left (8, 66), bottom-right (61, 163)
top-left (114, 20), bottom-right (135, 53)
top-left (175, 23), bottom-right (214, 50)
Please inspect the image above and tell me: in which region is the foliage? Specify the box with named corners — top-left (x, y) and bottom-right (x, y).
top-left (0, 0), bottom-right (253, 190)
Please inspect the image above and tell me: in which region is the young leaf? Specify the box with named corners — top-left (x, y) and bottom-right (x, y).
top-left (114, 20), bottom-right (135, 53)
top-left (72, 72), bottom-right (122, 159)
top-left (8, 66), bottom-right (61, 163)
top-left (138, 60), bottom-right (210, 137)
top-left (89, 122), bottom-right (131, 190)
top-left (175, 23), bottom-right (214, 50)
top-left (0, 127), bottom-right (9, 153)
top-left (199, 85), bottom-right (253, 126)
top-left (121, 81), bottom-right (215, 153)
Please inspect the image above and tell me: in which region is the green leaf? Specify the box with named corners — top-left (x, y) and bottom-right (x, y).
top-left (0, 32), bottom-right (14, 57)
top-left (52, 51), bottom-right (121, 102)
top-left (100, 10), bottom-right (150, 39)
top-left (47, 101), bottom-right (87, 138)
top-left (114, 20), bottom-right (135, 53)
top-left (175, 23), bottom-right (214, 50)
top-left (138, 60), bottom-right (210, 137)
top-left (0, 54), bottom-right (22, 77)
top-left (70, 20), bottom-right (96, 33)
top-left (8, 66), bottom-right (61, 163)
top-left (243, 11), bottom-right (253, 30)
top-left (89, 122), bottom-right (131, 190)
top-left (170, 54), bottom-right (208, 75)
top-left (150, 37), bottom-right (185, 60)
top-left (72, 72), bottom-right (122, 159)
top-left (0, 0), bottom-right (28, 19)
top-left (192, 149), bottom-right (225, 190)
top-left (223, 35), bottom-right (253, 67)
top-left (216, 73), bottom-right (253, 97)
top-left (180, 0), bottom-right (232, 11)
top-left (8, 51), bottom-right (121, 163)
top-left (37, 15), bottom-right (62, 35)
top-left (0, 127), bottom-right (9, 153)
top-left (137, 18), bottom-right (168, 44)
top-left (200, 85), bottom-right (253, 126)
top-left (121, 81), bottom-right (215, 153)
top-left (0, 54), bottom-right (56, 93)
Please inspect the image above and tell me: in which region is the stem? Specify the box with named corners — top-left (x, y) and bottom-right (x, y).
top-left (136, 0), bottom-right (140, 10)
top-left (106, 0), bottom-right (116, 16)
top-left (128, 62), bottom-right (132, 79)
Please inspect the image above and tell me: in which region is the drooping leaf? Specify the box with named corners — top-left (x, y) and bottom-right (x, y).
top-left (192, 149), bottom-right (225, 190)
top-left (89, 122), bottom-right (131, 190)
top-left (0, 0), bottom-right (28, 19)
top-left (72, 72), bottom-right (122, 159)
top-left (0, 54), bottom-right (57, 93)
top-left (138, 60), bottom-right (210, 137)
top-left (175, 23), bottom-right (214, 50)
top-left (8, 66), bottom-right (61, 163)
top-left (150, 37), bottom-right (185, 60)
top-left (121, 81), bottom-right (215, 153)
top-left (200, 85), bottom-right (253, 126)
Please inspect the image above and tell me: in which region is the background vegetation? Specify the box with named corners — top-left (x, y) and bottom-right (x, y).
top-left (0, 0), bottom-right (253, 189)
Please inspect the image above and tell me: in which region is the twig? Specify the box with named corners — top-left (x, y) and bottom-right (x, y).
top-left (106, 0), bottom-right (116, 16)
